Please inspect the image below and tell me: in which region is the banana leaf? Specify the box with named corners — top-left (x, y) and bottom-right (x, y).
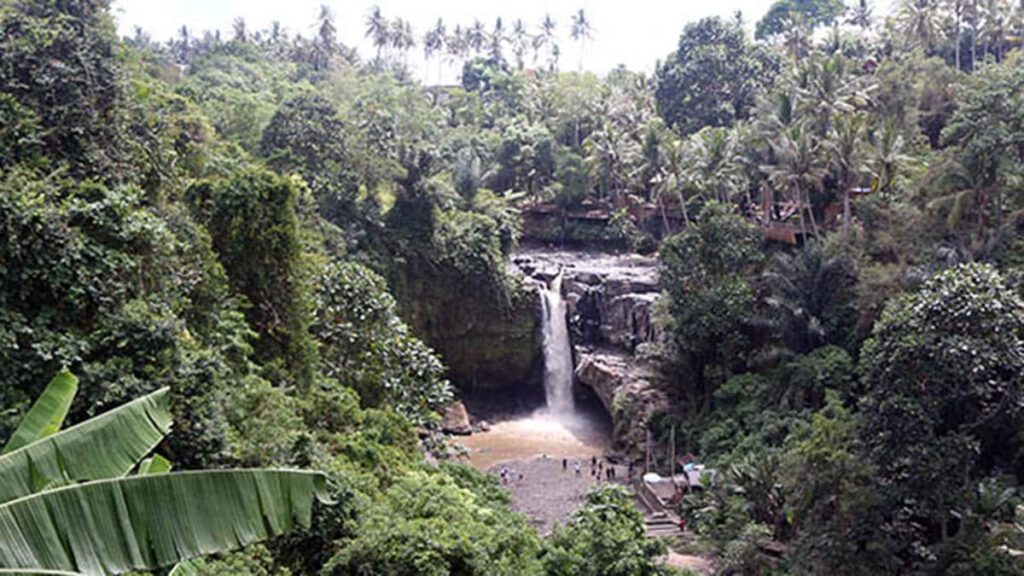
top-left (0, 469), bottom-right (329, 575)
top-left (0, 571), bottom-right (85, 575)
top-left (137, 455), bottom-right (172, 476)
top-left (0, 389), bottom-right (172, 505)
top-left (167, 559), bottom-right (199, 575)
top-left (3, 370), bottom-right (79, 454)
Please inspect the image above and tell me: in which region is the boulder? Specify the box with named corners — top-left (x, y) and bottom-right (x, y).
top-left (442, 400), bottom-right (473, 435)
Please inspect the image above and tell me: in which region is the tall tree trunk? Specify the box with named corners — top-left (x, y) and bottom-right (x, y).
top-left (762, 184), bottom-right (772, 223)
top-left (806, 189), bottom-right (820, 237)
top-left (955, 16), bottom-right (962, 70)
top-left (796, 185), bottom-right (808, 240)
top-left (678, 190), bottom-right (690, 226)
top-left (843, 184), bottom-right (851, 235)
top-left (660, 197), bottom-right (672, 237)
top-left (971, 3), bottom-right (978, 71)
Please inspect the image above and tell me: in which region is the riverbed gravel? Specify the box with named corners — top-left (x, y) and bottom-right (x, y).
top-left (485, 455), bottom-right (627, 534)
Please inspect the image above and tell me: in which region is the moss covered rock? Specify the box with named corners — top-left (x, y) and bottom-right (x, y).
top-left (389, 259), bottom-right (542, 395)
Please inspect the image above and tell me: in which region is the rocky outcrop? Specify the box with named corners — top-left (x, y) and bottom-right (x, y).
top-left (514, 249), bottom-right (660, 352)
top-left (575, 348), bottom-right (672, 453)
top-left (513, 248), bottom-right (671, 454)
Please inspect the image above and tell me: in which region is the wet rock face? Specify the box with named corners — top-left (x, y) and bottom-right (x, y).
top-left (514, 248), bottom-right (671, 454)
top-left (393, 262), bottom-right (542, 395)
top-left (513, 250), bottom-right (660, 351)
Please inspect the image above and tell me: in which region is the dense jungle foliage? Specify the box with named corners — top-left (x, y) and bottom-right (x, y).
top-left (2, 0), bottom-right (1024, 573)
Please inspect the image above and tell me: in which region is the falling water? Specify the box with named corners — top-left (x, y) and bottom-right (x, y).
top-left (540, 272), bottom-right (575, 414)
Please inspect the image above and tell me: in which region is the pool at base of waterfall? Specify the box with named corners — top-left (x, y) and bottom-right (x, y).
top-left (459, 401), bottom-right (612, 470)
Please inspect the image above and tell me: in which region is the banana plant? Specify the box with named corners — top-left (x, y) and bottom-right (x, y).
top-left (0, 371), bottom-right (330, 575)
top-left (2, 370), bottom-right (78, 454)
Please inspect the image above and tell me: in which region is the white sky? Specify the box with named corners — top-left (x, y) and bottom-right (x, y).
top-left (113, 0), bottom-right (784, 79)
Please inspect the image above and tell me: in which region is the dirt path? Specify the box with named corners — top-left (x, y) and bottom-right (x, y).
top-left (481, 456), bottom-right (716, 573)
top-left (664, 550), bottom-right (715, 574)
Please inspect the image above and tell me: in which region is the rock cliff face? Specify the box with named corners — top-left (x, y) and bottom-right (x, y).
top-left (391, 262), bottom-right (543, 396)
top-left (513, 249), bottom-right (672, 454)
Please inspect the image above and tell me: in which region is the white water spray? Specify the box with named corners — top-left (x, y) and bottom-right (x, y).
top-left (540, 271), bottom-right (575, 414)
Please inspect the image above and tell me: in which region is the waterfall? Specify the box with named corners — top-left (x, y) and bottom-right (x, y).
top-left (540, 272), bottom-right (575, 414)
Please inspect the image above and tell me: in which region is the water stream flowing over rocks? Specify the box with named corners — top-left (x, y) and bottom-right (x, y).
top-left (514, 248), bottom-right (674, 457)
top-left (540, 272), bottom-right (576, 414)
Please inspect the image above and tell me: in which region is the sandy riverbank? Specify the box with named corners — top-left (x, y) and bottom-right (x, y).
top-left (479, 456), bottom-right (627, 534)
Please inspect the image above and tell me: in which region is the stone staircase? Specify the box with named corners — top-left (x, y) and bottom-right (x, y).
top-left (645, 513), bottom-right (684, 538)
top-left (634, 479), bottom-right (684, 539)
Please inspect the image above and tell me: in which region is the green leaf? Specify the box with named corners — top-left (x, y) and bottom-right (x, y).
top-left (0, 470), bottom-right (329, 575)
top-left (3, 370), bottom-right (79, 454)
top-left (167, 559), bottom-right (200, 576)
top-left (0, 571), bottom-right (86, 575)
top-left (0, 388), bottom-right (173, 505)
top-left (137, 455), bottom-right (172, 476)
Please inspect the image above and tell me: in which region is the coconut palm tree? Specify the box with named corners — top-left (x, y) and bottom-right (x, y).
top-left (232, 17), bottom-right (248, 43)
top-left (981, 0), bottom-right (1013, 61)
top-left (925, 156), bottom-right (989, 238)
top-left (446, 24), bottom-right (467, 68)
top-left (311, 5), bottom-right (337, 71)
top-left (389, 18), bottom-right (416, 67)
top-left (490, 17), bottom-right (506, 62)
top-left (423, 18), bottom-right (446, 83)
top-left (946, 0), bottom-right (966, 69)
top-left (796, 54), bottom-right (874, 137)
top-left (584, 123), bottom-right (640, 202)
top-left (656, 138), bottom-right (692, 226)
top-left (173, 25), bottom-right (191, 65)
top-left (0, 370), bottom-right (327, 574)
top-left (511, 18), bottom-right (529, 69)
top-left (1016, 0), bottom-right (1024, 40)
top-left (868, 118), bottom-right (910, 197)
top-left (828, 113), bottom-right (869, 233)
top-left (763, 126), bottom-right (828, 237)
top-left (755, 89), bottom-right (799, 138)
top-left (683, 127), bottom-right (750, 206)
top-left (468, 19), bottom-right (487, 56)
top-left (847, 0), bottom-right (874, 29)
top-left (366, 6), bottom-right (390, 62)
top-left (898, 0), bottom-right (945, 53)
top-left (570, 8), bottom-right (593, 71)
top-left (534, 14), bottom-right (559, 70)
top-left (782, 12), bottom-right (812, 61)
top-left (967, 0), bottom-right (981, 68)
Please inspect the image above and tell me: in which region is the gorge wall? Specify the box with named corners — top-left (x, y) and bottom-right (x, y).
top-left (390, 259), bottom-right (543, 397)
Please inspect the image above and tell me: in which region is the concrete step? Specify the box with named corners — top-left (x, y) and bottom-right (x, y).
top-left (645, 521), bottom-right (683, 537)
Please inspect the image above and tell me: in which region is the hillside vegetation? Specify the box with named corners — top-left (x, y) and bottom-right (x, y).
top-left (2, 0), bottom-right (1024, 573)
